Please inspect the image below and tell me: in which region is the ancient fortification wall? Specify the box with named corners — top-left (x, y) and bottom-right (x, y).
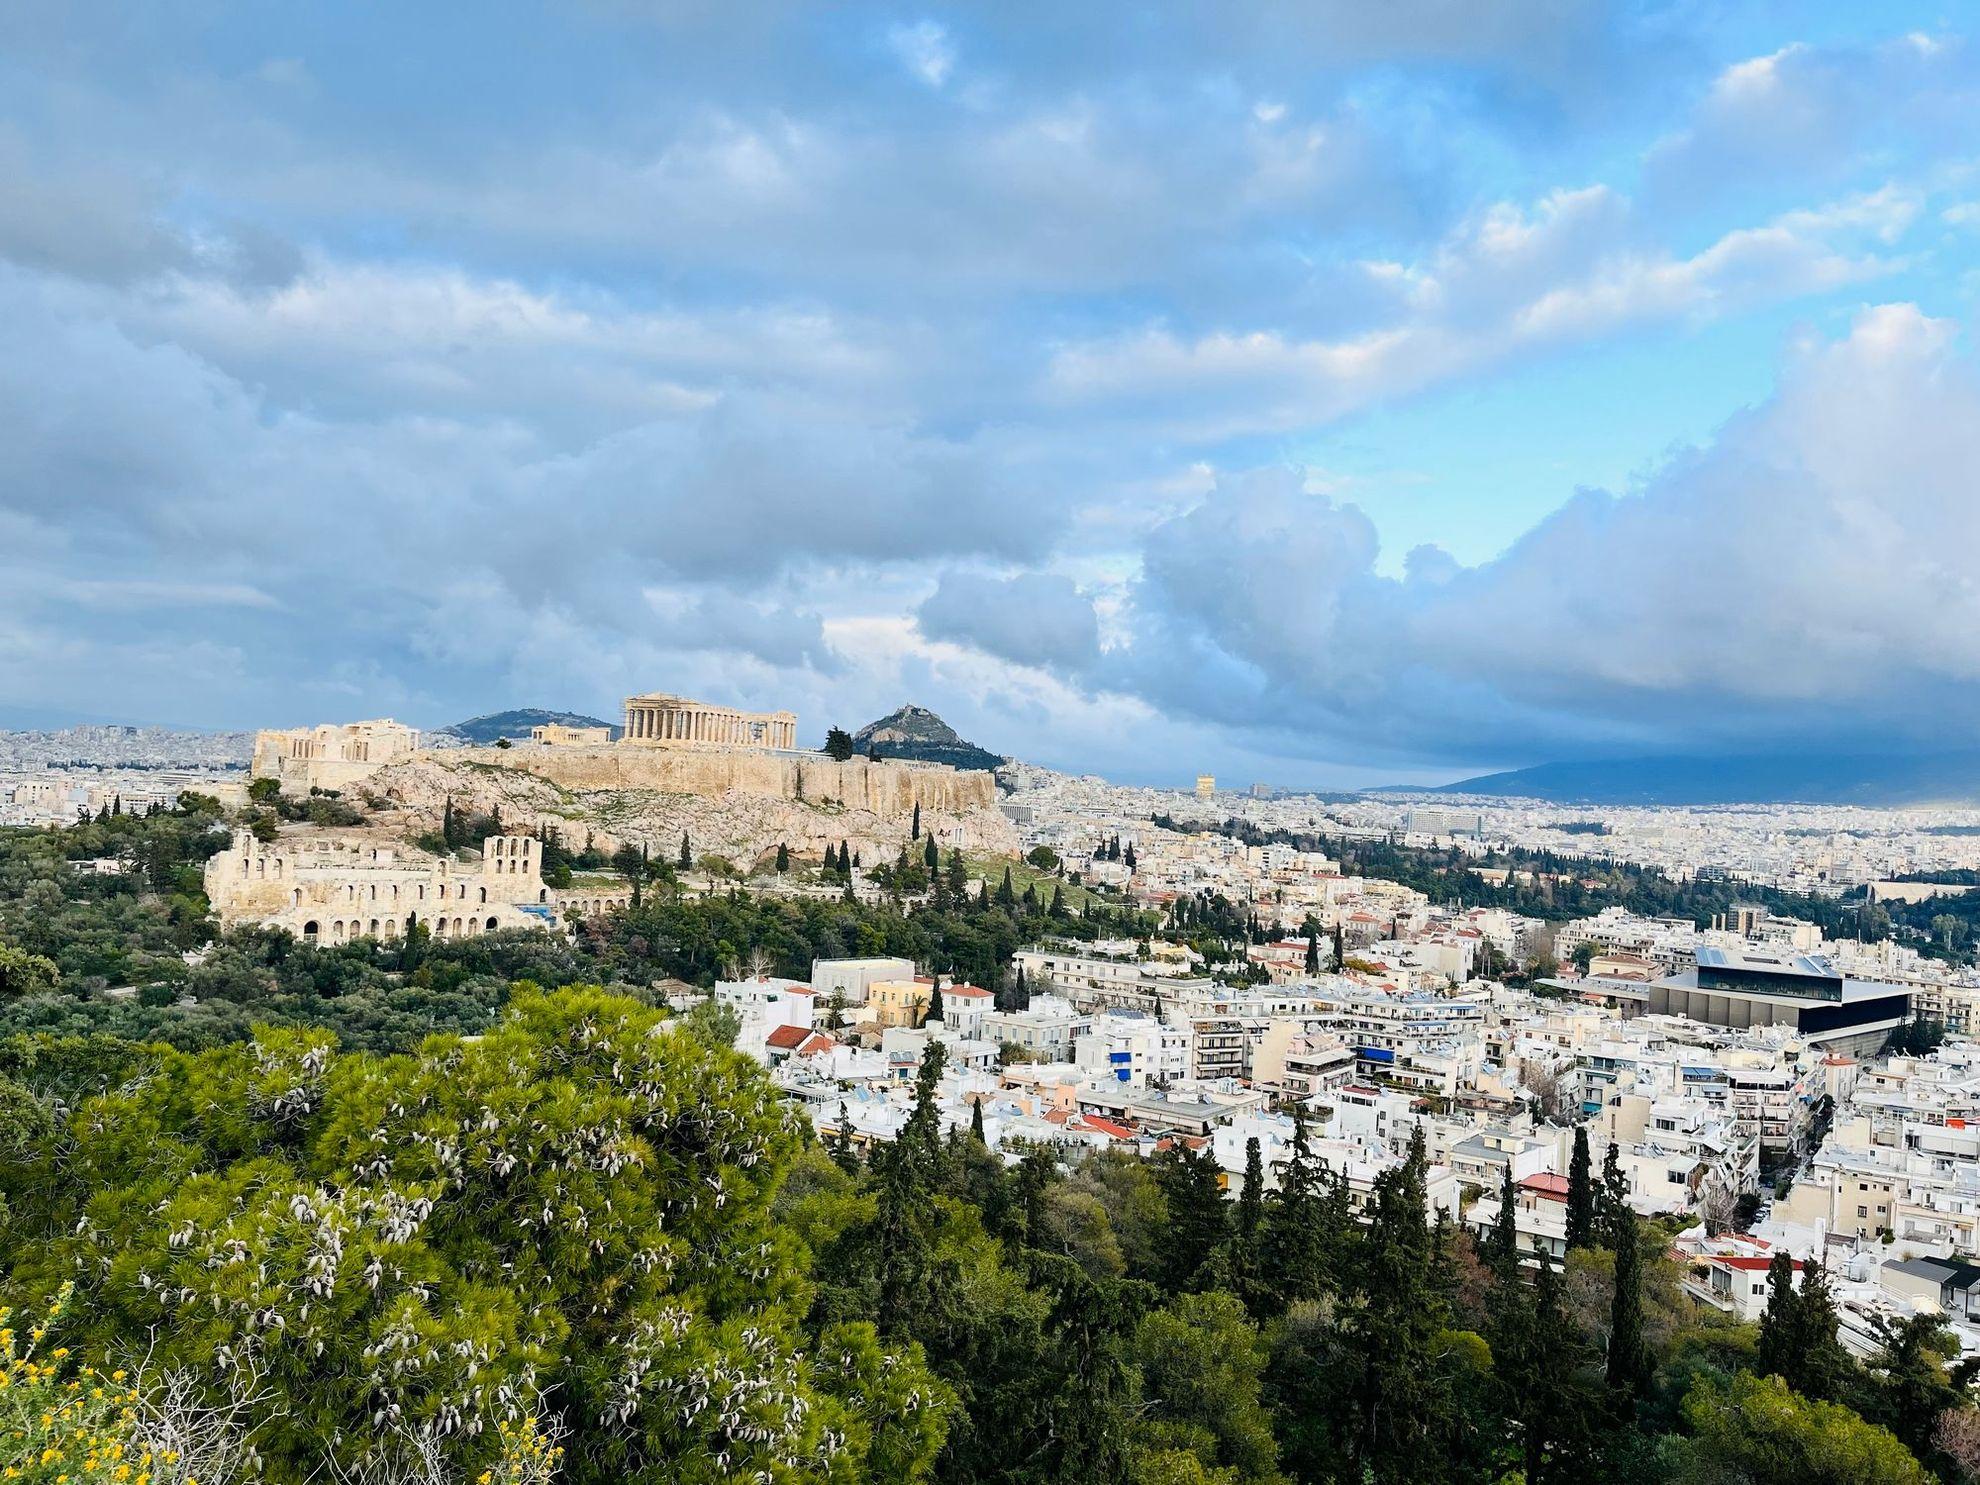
top-left (447, 745), bottom-right (996, 816)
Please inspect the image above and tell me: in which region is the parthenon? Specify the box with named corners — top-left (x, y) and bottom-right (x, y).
top-left (622, 692), bottom-right (797, 750)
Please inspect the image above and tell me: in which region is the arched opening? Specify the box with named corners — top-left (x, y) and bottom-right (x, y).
top-left (369, 918), bottom-right (380, 937)
top-left (539, 888), bottom-right (548, 903)
top-left (478, 886), bottom-right (487, 904)
top-left (292, 888), bottom-right (302, 907)
top-left (303, 920), bottom-right (319, 940)
top-left (486, 916), bottom-right (499, 932)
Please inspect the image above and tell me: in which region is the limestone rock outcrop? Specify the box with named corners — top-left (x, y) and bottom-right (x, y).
top-left (361, 747), bottom-right (1017, 870)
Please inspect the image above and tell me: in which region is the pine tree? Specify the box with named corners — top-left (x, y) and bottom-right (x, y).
top-left (678, 831), bottom-right (692, 870)
top-left (1565, 1125), bottom-right (1597, 1250)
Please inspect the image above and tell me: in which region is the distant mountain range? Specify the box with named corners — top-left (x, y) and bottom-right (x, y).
top-left (853, 705), bottom-right (1004, 772)
top-left (438, 709), bottom-right (617, 745)
top-left (1393, 750), bottom-right (1980, 806)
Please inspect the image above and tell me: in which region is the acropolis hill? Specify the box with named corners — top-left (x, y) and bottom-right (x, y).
top-left (252, 694), bottom-right (1015, 871)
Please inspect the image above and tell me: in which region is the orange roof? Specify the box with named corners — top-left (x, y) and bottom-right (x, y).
top-left (1073, 1114), bottom-right (1136, 1140)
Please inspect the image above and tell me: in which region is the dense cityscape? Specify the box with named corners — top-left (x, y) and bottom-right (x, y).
top-left (5, 705), bottom-right (1980, 1482)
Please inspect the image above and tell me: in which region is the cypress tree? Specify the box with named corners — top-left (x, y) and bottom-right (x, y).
top-left (1601, 1139), bottom-right (1629, 1218)
top-left (678, 831), bottom-right (692, 870)
top-left (1565, 1125), bottom-right (1596, 1250)
top-left (775, 841), bottom-right (790, 873)
top-left (1345, 1124), bottom-right (1452, 1482)
top-left (1755, 1249), bottom-right (1800, 1382)
top-left (1304, 928), bottom-right (1320, 975)
top-left (830, 1100), bottom-right (859, 1173)
top-left (1486, 1163), bottom-right (1521, 1281)
top-left (1015, 962), bottom-right (1030, 1010)
top-left (926, 975), bottom-right (945, 1025)
top-left (911, 801), bottom-right (921, 838)
top-left (1155, 1141), bottom-right (1227, 1291)
top-left (997, 866), bottom-right (1017, 908)
top-left (945, 850), bottom-right (967, 899)
top-left (1519, 1246), bottom-right (1597, 1482)
top-left (923, 833), bottom-right (939, 873)
top-left (1049, 884), bottom-right (1065, 917)
top-left (1606, 1209), bottom-right (1651, 1402)
top-left (970, 1096), bottom-right (986, 1144)
top-left (1790, 1258), bottom-right (1852, 1401)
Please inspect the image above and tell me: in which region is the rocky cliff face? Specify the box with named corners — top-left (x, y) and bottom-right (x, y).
top-left (362, 747), bottom-right (1017, 869)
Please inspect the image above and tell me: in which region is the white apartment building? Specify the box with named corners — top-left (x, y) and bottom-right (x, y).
top-left (1075, 1010), bottom-right (1190, 1087)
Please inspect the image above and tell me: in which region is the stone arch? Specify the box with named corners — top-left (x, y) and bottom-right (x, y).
top-left (479, 886), bottom-right (487, 904)
top-left (303, 920), bottom-right (320, 940)
top-left (486, 916), bottom-right (499, 932)
top-left (369, 918), bottom-right (380, 937)
top-left (453, 917), bottom-right (466, 936)
top-left (539, 888), bottom-right (548, 904)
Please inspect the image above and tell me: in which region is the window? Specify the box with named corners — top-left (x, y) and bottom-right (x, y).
top-left (1858, 1205), bottom-right (1869, 1218)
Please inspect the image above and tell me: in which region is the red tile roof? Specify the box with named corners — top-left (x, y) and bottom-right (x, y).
top-left (1519, 1173), bottom-right (1572, 1199)
top-left (1711, 1254), bottom-right (1796, 1272)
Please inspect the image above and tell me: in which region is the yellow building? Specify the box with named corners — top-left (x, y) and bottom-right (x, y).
top-left (1195, 774), bottom-right (1216, 800)
top-left (869, 976), bottom-right (935, 1028)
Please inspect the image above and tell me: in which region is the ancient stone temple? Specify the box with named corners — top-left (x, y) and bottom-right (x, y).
top-left (621, 693), bottom-right (797, 750)
top-left (252, 718), bottom-right (421, 792)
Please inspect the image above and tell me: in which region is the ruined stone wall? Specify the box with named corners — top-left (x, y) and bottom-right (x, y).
top-left (446, 745), bottom-right (996, 816)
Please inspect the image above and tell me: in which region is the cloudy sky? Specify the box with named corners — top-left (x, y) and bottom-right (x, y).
top-left (5, 2), bottom-right (1979, 786)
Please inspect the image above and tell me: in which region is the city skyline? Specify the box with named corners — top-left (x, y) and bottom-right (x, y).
top-left (5, 3), bottom-right (1980, 788)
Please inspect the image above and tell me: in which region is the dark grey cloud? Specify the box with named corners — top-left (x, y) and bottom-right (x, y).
top-left (916, 570), bottom-right (1100, 672)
